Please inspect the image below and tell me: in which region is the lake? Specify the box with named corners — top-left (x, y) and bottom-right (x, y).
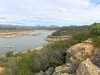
top-left (0, 30), bottom-right (53, 56)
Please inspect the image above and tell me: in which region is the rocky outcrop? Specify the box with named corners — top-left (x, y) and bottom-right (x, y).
top-left (76, 58), bottom-right (100, 75)
top-left (52, 63), bottom-right (77, 75)
top-left (35, 43), bottom-right (100, 75)
top-left (91, 49), bottom-right (100, 68)
top-left (66, 43), bottom-right (94, 65)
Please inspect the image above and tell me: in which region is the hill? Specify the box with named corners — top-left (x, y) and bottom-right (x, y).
top-left (45, 25), bottom-right (89, 41)
top-left (51, 25), bottom-right (89, 36)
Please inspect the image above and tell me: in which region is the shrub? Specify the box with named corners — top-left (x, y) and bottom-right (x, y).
top-left (89, 23), bottom-right (100, 37)
top-left (6, 51), bottom-right (13, 57)
top-left (30, 47), bottom-right (66, 73)
top-left (92, 36), bottom-right (100, 48)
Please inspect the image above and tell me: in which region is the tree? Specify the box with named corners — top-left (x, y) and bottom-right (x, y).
top-left (89, 23), bottom-right (100, 37)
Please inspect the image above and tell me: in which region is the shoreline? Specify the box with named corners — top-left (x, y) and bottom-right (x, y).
top-left (0, 30), bottom-right (56, 38)
top-left (1, 46), bottom-right (43, 57)
top-left (45, 36), bottom-right (70, 42)
top-left (22, 46), bottom-right (43, 54)
top-left (0, 30), bottom-right (35, 38)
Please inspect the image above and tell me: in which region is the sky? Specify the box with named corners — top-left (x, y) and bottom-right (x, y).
top-left (0, 0), bottom-right (100, 26)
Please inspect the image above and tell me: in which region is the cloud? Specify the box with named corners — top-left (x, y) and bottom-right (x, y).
top-left (0, 0), bottom-right (100, 26)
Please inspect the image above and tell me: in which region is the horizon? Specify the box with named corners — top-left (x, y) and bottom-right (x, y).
top-left (0, 0), bottom-right (100, 26)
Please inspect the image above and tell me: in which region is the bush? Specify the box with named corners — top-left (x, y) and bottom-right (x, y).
top-left (6, 51), bottom-right (13, 57)
top-left (92, 36), bottom-right (100, 48)
top-left (72, 30), bottom-right (90, 43)
top-left (30, 47), bottom-right (66, 73)
top-left (89, 23), bottom-right (100, 37)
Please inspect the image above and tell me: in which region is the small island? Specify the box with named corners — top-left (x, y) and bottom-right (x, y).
top-left (0, 26), bottom-right (35, 38)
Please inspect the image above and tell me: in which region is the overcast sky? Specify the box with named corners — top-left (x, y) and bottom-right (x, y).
top-left (0, 0), bottom-right (100, 26)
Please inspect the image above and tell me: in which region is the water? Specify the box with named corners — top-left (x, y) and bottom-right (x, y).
top-left (0, 30), bottom-right (53, 55)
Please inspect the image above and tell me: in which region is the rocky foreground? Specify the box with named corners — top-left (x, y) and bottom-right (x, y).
top-left (35, 42), bottom-right (100, 75)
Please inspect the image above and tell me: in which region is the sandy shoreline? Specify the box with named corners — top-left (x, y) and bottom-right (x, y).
top-left (22, 46), bottom-right (43, 54)
top-left (45, 36), bottom-right (70, 42)
top-left (0, 30), bottom-right (35, 38)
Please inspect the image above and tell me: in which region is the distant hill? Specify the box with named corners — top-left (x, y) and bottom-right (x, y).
top-left (0, 24), bottom-right (60, 30)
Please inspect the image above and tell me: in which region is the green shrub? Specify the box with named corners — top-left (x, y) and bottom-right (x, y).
top-left (6, 51), bottom-right (13, 57)
top-left (89, 23), bottom-right (100, 37)
top-left (30, 47), bottom-right (66, 73)
top-left (92, 36), bottom-right (100, 48)
top-left (72, 30), bottom-right (90, 43)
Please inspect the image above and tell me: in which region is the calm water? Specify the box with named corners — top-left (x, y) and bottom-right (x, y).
top-left (0, 30), bottom-right (52, 55)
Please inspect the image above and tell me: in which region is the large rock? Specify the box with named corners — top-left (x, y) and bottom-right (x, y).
top-left (76, 58), bottom-right (100, 75)
top-left (66, 43), bottom-right (94, 65)
top-left (0, 67), bottom-right (4, 75)
top-left (52, 64), bottom-right (77, 75)
top-left (52, 65), bottom-right (69, 75)
top-left (91, 50), bottom-right (100, 68)
top-left (45, 67), bottom-right (54, 75)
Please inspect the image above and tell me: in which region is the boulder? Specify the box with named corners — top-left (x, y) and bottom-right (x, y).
top-left (52, 64), bottom-right (77, 75)
top-left (45, 67), bottom-right (54, 75)
top-left (76, 58), bottom-right (100, 75)
top-left (91, 50), bottom-right (100, 68)
top-left (52, 65), bottom-right (69, 75)
top-left (66, 43), bottom-right (94, 65)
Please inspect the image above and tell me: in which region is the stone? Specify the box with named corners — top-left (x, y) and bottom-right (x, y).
top-left (52, 65), bottom-right (69, 75)
top-left (52, 64), bottom-right (77, 75)
top-left (91, 50), bottom-right (100, 68)
top-left (0, 67), bottom-right (4, 75)
top-left (76, 58), bottom-right (100, 75)
top-left (45, 67), bottom-right (54, 75)
top-left (66, 43), bottom-right (94, 65)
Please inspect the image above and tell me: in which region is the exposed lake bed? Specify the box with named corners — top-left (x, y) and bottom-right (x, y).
top-left (0, 30), bottom-right (53, 56)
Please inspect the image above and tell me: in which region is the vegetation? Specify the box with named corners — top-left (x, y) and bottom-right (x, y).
top-left (6, 51), bottom-right (14, 57)
top-left (89, 22), bottom-right (100, 37)
top-left (89, 23), bottom-right (100, 47)
top-left (51, 26), bottom-right (89, 36)
top-left (92, 36), bottom-right (100, 47)
top-left (3, 47), bottom-right (66, 75)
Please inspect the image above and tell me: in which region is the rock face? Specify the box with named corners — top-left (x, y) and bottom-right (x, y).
top-left (76, 58), bottom-right (100, 75)
top-left (66, 43), bottom-right (94, 65)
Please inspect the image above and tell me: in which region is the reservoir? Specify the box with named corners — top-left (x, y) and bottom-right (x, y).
top-left (0, 30), bottom-right (53, 56)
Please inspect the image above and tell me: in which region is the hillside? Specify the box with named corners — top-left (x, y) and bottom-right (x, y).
top-left (1, 23), bottom-right (100, 75)
top-left (45, 25), bottom-right (89, 41)
top-left (51, 25), bottom-right (89, 36)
